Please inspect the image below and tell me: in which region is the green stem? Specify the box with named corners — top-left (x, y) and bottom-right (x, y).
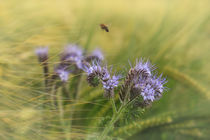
top-left (111, 98), bottom-right (117, 115)
top-left (98, 103), bottom-right (125, 140)
top-left (50, 83), bottom-right (57, 110)
top-left (98, 95), bottom-right (136, 140)
top-left (68, 74), bottom-right (83, 140)
top-left (57, 91), bottom-right (70, 140)
top-left (74, 74), bottom-right (83, 99)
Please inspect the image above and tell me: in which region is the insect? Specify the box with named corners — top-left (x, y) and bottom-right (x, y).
top-left (100, 24), bottom-right (109, 32)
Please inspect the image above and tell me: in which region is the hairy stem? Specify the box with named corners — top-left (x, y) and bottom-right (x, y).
top-left (111, 98), bottom-right (117, 115)
top-left (98, 103), bottom-right (125, 140)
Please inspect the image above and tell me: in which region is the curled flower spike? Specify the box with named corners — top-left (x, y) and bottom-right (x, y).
top-left (83, 61), bottom-right (120, 98)
top-left (83, 62), bottom-right (102, 86)
top-left (85, 48), bottom-right (104, 62)
top-left (35, 47), bottom-right (48, 63)
top-left (35, 47), bottom-right (50, 89)
top-left (119, 59), bottom-right (154, 101)
top-left (60, 44), bottom-right (84, 70)
top-left (134, 59), bottom-right (155, 78)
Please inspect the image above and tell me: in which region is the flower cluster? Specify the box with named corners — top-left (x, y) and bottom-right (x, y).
top-left (85, 48), bottom-right (104, 63)
top-left (120, 59), bottom-right (167, 107)
top-left (35, 44), bottom-right (168, 140)
top-left (35, 44), bottom-right (167, 106)
top-left (83, 62), bottom-right (120, 97)
top-left (35, 44), bottom-right (105, 85)
top-left (54, 66), bottom-right (70, 82)
top-left (60, 44), bottom-right (84, 70)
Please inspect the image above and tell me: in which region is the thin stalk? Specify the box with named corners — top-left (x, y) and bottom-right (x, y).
top-left (67, 106), bottom-right (73, 140)
top-left (47, 74), bottom-right (58, 109)
top-left (41, 63), bottom-right (50, 108)
top-left (111, 98), bottom-right (117, 115)
top-left (68, 74), bottom-right (83, 140)
top-left (74, 74), bottom-right (83, 99)
top-left (43, 63), bottom-right (49, 90)
top-left (50, 83), bottom-right (58, 110)
top-left (57, 91), bottom-right (71, 140)
top-left (62, 84), bottom-right (70, 99)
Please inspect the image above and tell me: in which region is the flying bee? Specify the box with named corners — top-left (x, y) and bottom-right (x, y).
top-left (100, 24), bottom-right (109, 32)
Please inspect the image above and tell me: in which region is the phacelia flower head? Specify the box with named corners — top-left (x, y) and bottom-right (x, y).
top-left (85, 48), bottom-right (104, 62)
top-left (119, 59), bottom-right (154, 101)
top-left (119, 58), bottom-right (167, 107)
top-left (83, 61), bottom-right (120, 98)
top-left (54, 66), bottom-right (70, 82)
top-left (102, 74), bottom-right (121, 97)
top-left (148, 74), bottom-right (167, 99)
top-left (83, 61), bottom-right (102, 86)
top-left (130, 72), bottom-right (167, 107)
top-left (83, 61), bottom-right (101, 75)
top-left (35, 47), bottom-right (48, 63)
top-left (92, 49), bottom-right (104, 60)
top-left (60, 44), bottom-right (83, 69)
top-left (134, 59), bottom-right (155, 78)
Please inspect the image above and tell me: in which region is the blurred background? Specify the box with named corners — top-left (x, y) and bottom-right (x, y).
top-left (0, 0), bottom-right (210, 139)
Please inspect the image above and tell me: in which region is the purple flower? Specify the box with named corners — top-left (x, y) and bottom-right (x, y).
top-left (35, 47), bottom-right (48, 63)
top-left (119, 59), bottom-right (155, 101)
top-left (149, 74), bottom-right (167, 99)
top-left (62, 44), bottom-right (83, 58)
top-left (83, 61), bottom-right (102, 75)
top-left (139, 83), bottom-right (155, 101)
top-left (134, 59), bottom-right (155, 78)
top-left (131, 73), bottom-right (167, 107)
top-left (92, 49), bottom-right (104, 60)
top-left (85, 48), bottom-right (104, 62)
top-left (119, 58), bottom-right (167, 106)
top-left (84, 61), bottom-right (120, 97)
top-left (83, 61), bottom-right (103, 86)
top-left (102, 74), bottom-right (121, 97)
top-left (55, 67), bottom-right (70, 82)
top-left (60, 44), bottom-right (83, 69)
